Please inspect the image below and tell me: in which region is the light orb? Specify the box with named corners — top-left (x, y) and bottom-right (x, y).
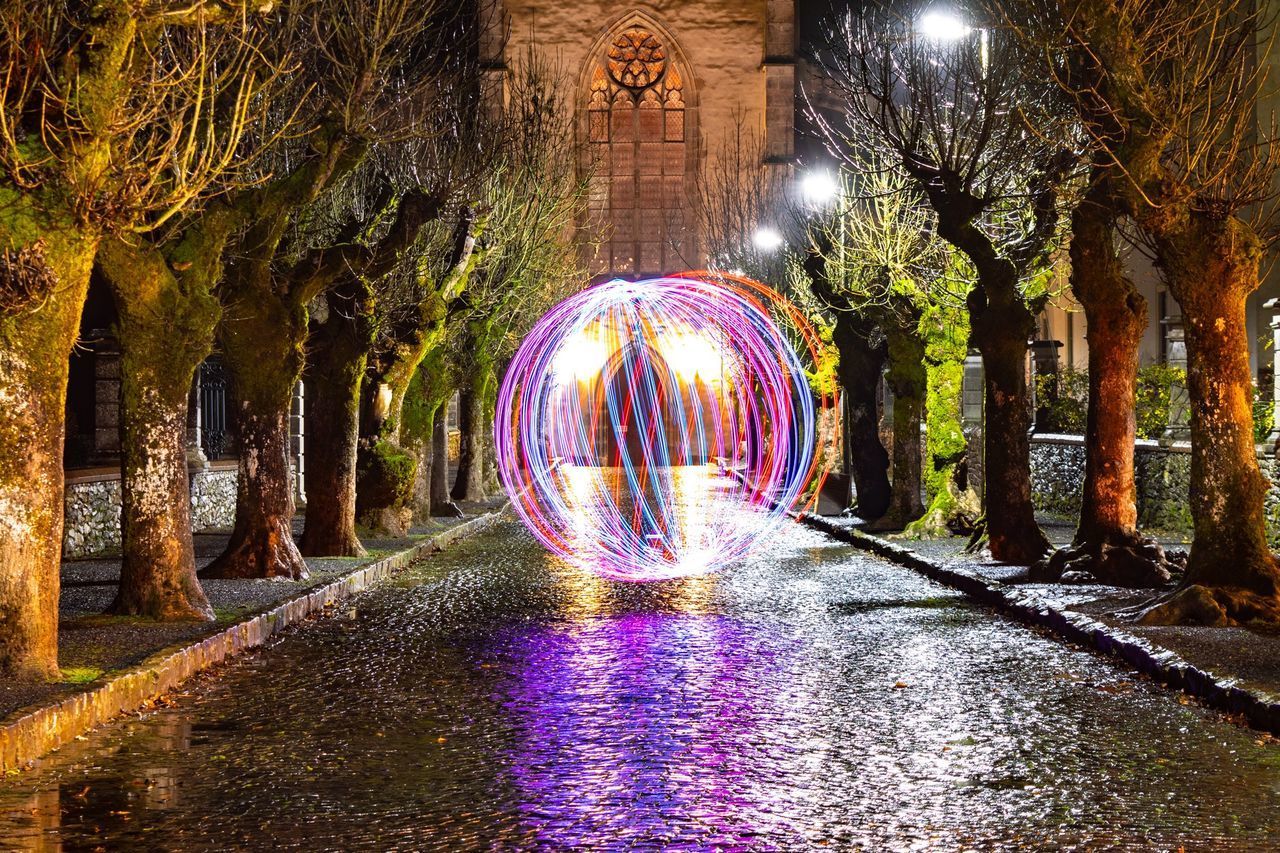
top-left (495, 273), bottom-right (830, 581)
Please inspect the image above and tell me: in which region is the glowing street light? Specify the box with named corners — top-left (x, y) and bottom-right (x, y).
top-left (917, 9), bottom-right (971, 41)
top-left (753, 226), bottom-right (784, 253)
top-left (800, 170), bottom-right (839, 207)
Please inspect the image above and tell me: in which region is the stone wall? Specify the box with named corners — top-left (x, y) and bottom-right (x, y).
top-left (189, 468), bottom-right (238, 532)
top-left (63, 466), bottom-right (239, 560)
top-left (1026, 435), bottom-right (1086, 519)
top-left (62, 477), bottom-right (121, 560)
top-left (1023, 434), bottom-right (1279, 540)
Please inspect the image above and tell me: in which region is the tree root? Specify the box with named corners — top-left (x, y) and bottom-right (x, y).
top-left (1130, 583), bottom-right (1280, 627)
top-left (964, 516), bottom-right (989, 554)
top-left (358, 506), bottom-right (412, 537)
top-left (864, 514), bottom-right (908, 533)
top-left (431, 501), bottom-right (465, 519)
top-left (1030, 537), bottom-right (1178, 588)
top-left (200, 527), bottom-right (308, 580)
top-left (298, 529), bottom-right (367, 559)
top-left (107, 588), bottom-right (214, 622)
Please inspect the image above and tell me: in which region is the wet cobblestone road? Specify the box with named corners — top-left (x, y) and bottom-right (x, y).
top-left (3, 518), bottom-right (1280, 850)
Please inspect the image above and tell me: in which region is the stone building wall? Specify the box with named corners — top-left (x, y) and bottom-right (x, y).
top-left (494, 0), bottom-right (793, 275)
top-left (62, 466), bottom-right (239, 560)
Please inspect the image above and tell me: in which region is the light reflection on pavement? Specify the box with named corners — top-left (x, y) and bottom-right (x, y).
top-left (1, 514), bottom-right (1279, 850)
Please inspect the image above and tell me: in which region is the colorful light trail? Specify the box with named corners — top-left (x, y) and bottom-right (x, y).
top-left (495, 273), bottom-right (830, 581)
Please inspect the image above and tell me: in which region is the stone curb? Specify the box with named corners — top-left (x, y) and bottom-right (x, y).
top-left (797, 513), bottom-right (1280, 736)
top-left (0, 508), bottom-right (506, 773)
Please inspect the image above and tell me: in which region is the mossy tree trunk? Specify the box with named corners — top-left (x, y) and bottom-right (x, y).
top-left (939, 215), bottom-right (1050, 564)
top-left (1033, 186), bottom-right (1170, 587)
top-left (98, 231), bottom-right (229, 619)
top-left (358, 209), bottom-right (481, 526)
top-left (399, 348), bottom-right (457, 522)
top-left (1139, 219), bottom-right (1280, 622)
top-left (874, 317), bottom-right (926, 530)
top-left (205, 295), bottom-right (309, 579)
top-left (0, 219), bottom-right (97, 679)
top-left (452, 369), bottom-right (492, 503)
top-left (211, 183), bottom-right (435, 575)
top-left (0, 2), bottom-right (138, 676)
top-left (906, 302), bottom-right (978, 538)
top-left (300, 278), bottom-right (373, 558)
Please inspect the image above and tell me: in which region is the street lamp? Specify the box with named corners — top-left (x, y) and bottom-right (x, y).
top-left (916, 7), bottom-right (989, 71)
top-left (800, 170), bottom-right (839, 207)
top-left (917, 9), bottom-right (970, 41)
top-left (753, 226), bottom-right (784, 253)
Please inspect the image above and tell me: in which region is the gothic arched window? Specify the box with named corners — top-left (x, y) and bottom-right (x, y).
top-left (586, 25), bottom-right (688, 278)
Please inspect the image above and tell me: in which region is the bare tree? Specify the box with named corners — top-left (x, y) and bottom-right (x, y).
top-left (804, 163), bottom-right (969, 531)
top-left (297, 45), bottom-right (490, 552)
top-left (94, 17), bottom-right (293, 620)
top-left (355, 47), bottom-right (584, 522)
top-left (811, 0), bottom-right (1081, 561)
top-left (0, 1), bottom-right (274, 674)
top-left (202, 0), bottom-right (470, 579)
top-left (1040, 0), bottom-right (1280, 622)
top-left (694, 125), bottom-right (890, 519)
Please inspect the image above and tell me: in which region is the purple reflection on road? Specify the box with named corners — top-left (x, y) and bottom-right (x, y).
top-left (489, 603), bottom-right (810, 847)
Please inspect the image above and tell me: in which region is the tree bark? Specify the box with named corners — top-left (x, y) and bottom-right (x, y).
top-left (1074, 199), bottom-right (1143, 547)
top-left (832, 312), bottom-right (891, 520)
top-left (872, 320), bottom-right (926, 530)
top-left (905, 302), bottom-right (978, 538)
top-left (975, 318), bottom-right (1050, 563)
top-left (432, 414), bottom-right (462, 516)
top-left (203, 301), bottom-right (308, 580)
top-left (100, 215), bottom-right (236, 617)
top-left (1032, 188), bottom-right (1170, 587)
top-left (1138, 219), bottom-right (1280, 623)
top-left (300, 285), bottom-right (369, 558)
top-left (0, 226), bottom-right (96, 679)
top-left (942, 213), bottom-right (1050, 563)
top-left (452, 381), bottom-right (488, 503)
top-left (409, 402), bottom-right (437, 520)
top-left (803, 243), bottom-right (891, 519)
top-left (99, 236), bottom-right (220, 619)
top-left (400, 352), bottom-right (458, 521)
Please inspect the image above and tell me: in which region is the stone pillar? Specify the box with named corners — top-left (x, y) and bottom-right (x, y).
top-left (1161, 317), bottom-right (1191, 445)
top-left (962, 350), bottom-right (985, 497)
top-left (1028, 339), bottom-right (1063, 434)
top-left (91, 336), bottom-right (122, 462)
top-left (762, 0), bottom-right (796, 165)
top-left (961, 351), bottom-right (984, 427)
top-left (291, 380), bottom-right (306, 505)
top-left (1266, 298), bottom-right (1280, 449)
top-left (479, 0), bottom-right (506, 115)
top-left (186, 373), bottom-right (209, 472)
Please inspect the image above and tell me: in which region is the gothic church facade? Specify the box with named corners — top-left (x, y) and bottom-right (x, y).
top-left (481, 1), bottom-right (799, 280)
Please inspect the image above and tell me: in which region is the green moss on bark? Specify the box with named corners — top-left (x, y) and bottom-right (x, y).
top-left (905, 302), bottom-right (979, 539)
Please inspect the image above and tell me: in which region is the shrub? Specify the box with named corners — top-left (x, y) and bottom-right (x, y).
top-left (1031, 363), bottom-right (1196, 439)
top-left (1034, 367), bottom-right (1088, 434)
top-left (1254, 385), bottom-right (1275, 444)
top-left (1135, 363), bottom-right (1184, 440)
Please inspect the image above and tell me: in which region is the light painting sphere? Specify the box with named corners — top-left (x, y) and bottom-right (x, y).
top-left (495, 274), bottom-right (828, 581)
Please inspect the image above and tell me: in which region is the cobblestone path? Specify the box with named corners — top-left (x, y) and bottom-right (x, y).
top-left (2, 518), bottom-right (1279, 850)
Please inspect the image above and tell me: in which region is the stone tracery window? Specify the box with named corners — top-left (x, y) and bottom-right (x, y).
top-left (587, 26), bottom-right (687, 278)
